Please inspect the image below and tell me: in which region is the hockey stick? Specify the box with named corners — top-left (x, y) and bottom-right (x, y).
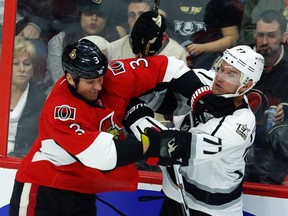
top-left (141, 0), bottom-right (161, 57)
top-left (173, 164), bottom-right (190, 216)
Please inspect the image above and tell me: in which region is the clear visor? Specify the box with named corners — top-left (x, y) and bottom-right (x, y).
top-left (215, 60), bottom-right (243, 86)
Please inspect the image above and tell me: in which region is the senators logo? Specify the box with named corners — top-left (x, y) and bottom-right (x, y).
top-left (108, 61), bottom-right (126, 75)
top-left (100, 112), bottom-right (121, 139)
top-left (69, 49), bottom-right (77, 59)
top-left (54, 105), bottom-right (76, 121)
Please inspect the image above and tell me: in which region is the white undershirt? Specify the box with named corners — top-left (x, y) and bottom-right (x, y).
top-left (8, 84), bottom-right (29, 153)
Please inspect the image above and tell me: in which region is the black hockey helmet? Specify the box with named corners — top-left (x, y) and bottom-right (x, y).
top-left (62, 38), bottom-right (108, 79)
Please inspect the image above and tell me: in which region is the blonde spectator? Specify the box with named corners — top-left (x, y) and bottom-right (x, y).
top-left (8, 36), bottom-right (46, 157)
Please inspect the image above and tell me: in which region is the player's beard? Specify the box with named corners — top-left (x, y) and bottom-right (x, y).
top-left (68, 83), bottom-right (98, 106)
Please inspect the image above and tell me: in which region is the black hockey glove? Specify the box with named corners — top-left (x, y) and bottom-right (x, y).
top-left (191, 86), bottom-right (235, 118)
top-left (123, 98), bottom-right (154, 134)
top-left (145, 128), bottom-right (192, 166)
top-left (131, 11), bottom-right (166, 56)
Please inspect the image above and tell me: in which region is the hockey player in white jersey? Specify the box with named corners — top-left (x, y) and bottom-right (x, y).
top-left (124, 45), bottom-right (264, 216)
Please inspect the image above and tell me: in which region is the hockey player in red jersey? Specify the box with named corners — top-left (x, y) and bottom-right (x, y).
top-left (9, 11), bottom-right (237, 216)
top-left (124, 45), bottom-right (265, 216)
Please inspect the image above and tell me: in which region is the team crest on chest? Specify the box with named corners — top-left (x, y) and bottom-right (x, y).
top-left (54, 105), bottom-right (76, 121)
top-left (100, 112), bottom-right (121, 139)
top-left (236, 123), bottom-right (249, 140)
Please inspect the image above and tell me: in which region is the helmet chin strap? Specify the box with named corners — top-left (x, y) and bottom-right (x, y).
top-left (219, 83), bottom-right (242, 98)
top-left (220, 84), bottom-right (254, 98)
top-left (220, 91), bottom-right (241, 98)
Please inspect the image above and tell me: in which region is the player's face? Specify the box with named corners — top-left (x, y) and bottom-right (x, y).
top-left (212, 61), bottom-right (242, 95)
top-left (76, 76), bottom-right (104, 101)
top-left (255, 20), bottom-right (283, 57)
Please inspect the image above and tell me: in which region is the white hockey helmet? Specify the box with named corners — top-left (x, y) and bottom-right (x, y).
top-left (213, 45), bottom-right (264, 97)
top-left (221, 45), bottom-right (264, 86)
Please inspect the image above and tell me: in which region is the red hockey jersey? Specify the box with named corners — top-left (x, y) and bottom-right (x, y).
top-left (16, 55), bottom-right (191, 193)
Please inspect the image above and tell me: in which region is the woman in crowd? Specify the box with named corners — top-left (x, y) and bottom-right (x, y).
top-left (8, 36), bottom-right (46, 157)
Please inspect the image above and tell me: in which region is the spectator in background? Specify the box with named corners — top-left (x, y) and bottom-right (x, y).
top-left (8, 36), bottom-right (46, 158)
top-left (110, 0), bottom-right (130, 32)
top-left (0, 0), bottom-right (55, 85)
top-left (15, 0), bottom-right (54, 41)
top-left (161, 0), bottom-right (243, 69)
top-left (245, 119), bottom-right (288, 185)
top-left (110, 0), bottom-right (189, 63)
top-left (240, 0), bottom-right (288, 46)
top-left (246, 10), bottom-right (288, 148)
top-left (0, 0), bottom-right (55, 41)
top-left (43, 0), bottom-right (125, 91)
top-left (245, 10), bottom-right (288, 185)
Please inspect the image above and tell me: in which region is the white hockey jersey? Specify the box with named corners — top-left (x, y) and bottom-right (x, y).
top-left (161, 69), bottom-right (256, 216)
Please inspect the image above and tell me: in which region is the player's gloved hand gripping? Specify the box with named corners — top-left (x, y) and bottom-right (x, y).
top-left (123, 98), bottom-right (163, 158)
top-left (168, 70), bottom-right (236, 118)
top-left (144, 128), bottom-right (192, 166)
top-left (190, 86), bottom-right (236, 118)
top-left (131, 11), bottom-right (166, 56)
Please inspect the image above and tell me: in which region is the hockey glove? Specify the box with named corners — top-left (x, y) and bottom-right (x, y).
top-left (191, 86), bottom-right (235, 118)
top-left (145, 128), bottom-right (192, 166)
top-left (123, 98), bottom-right (154, 134)
top-left (131, 11), bottom-right (166, 56)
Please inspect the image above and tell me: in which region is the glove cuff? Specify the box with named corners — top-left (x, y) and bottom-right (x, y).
top-left (123, 98), bottom-right (154, 134)
top-left (191, 86), bottom-right (212, 111)
top-left (130, 116), bottom-right (166, 141)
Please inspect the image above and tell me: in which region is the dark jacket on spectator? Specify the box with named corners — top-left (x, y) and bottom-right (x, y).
top-left (245, 119), bottom-right (288, 184)
top-left (8, 83), bottom-right (46, 158)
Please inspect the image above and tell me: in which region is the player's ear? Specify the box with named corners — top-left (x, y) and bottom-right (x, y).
top-left (66, 73), bottom-right (76, 87)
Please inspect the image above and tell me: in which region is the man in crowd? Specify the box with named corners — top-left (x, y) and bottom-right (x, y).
top-left (245, 10), bottom-right (288, 185)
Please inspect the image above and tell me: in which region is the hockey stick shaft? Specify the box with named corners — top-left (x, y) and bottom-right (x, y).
top-left (173, 164), bottom-right (190, 216)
